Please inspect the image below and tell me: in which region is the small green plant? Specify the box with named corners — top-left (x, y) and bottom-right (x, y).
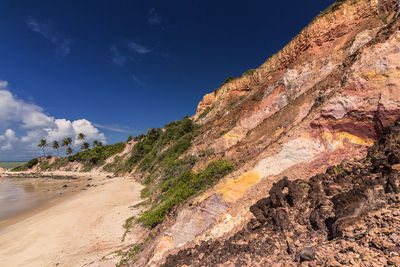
top-left (121, 215), bottom-right (136, 241)
top-left (198, 106), bottom-right (213, 119)
top-left (116, 258), bottom-right (128, 267)
top-left (335, 166), bottom-right (345, 174)
top-left (301, 183), bottom-right (311, 189)
top-left (243, 68), bottom-right (255, 76)
top-left (319, 0), bottom-right (344, 16)
top-left (252, 91), bottom-right (264, 102)
top-left (132, 200), bottom-right (150, 208)
top-left (218, 129), bottom-right (228, 137)
top-left (115, 237), bottom-right (150, 266)
top-left (140, 185), bottom-right (151, 199)
top-left (221, 76), bottom-right (238, 86)
top-left (379, 14), bottom-right (390, 23)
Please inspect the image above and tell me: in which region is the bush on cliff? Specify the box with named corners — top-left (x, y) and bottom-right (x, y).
top-left (137, 159), bottom-right (234, 228)
top-left (67, 142), bottom-right (126, 171)
top-left (121, 117), bottom-right (196, 174)
top-left (11, 158), bottom-right (39, 171)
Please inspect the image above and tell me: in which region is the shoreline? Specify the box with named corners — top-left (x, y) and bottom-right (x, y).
top-left (0, 170), bottom-right (108, 227)
top-left (0, 171), bottom-right (144, 266)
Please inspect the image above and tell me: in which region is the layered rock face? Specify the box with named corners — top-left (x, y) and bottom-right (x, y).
top-left (166, 120), bottom-right (400, 266)
top-left (132, 0), bottom-right (400, 266)
top-left (164, 118), bottom-right (400, 266)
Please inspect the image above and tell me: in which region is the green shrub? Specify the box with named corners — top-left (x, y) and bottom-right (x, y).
top-left (12, 158), bottom-right (39, 171)
top-left (26, 158), bottom-right (39, 168)
top-left (49, 158), bottom-right (69, 170)
top-left (320, 0), bottom-right (344, 15)
top-left (252, 91), bottom-right (264, 102)
top-left (68, 142), bottom-right (126, 171)
top-left (122, 117), bottom-right (196, 174)
top-left (243, 69), bottom-right (255, 76)
top-left (40, 160), bottom-right (50, 170)
top-left (137, 159), bottom-right (234, 228)
top-left (222, 76), bottom-right (238, 86)
top-left (140, 185), bottom-right (152, 199)
top-left (198, 106), bottom-right (213, 119)
top-left (103, 156), bottom-right (123, 173)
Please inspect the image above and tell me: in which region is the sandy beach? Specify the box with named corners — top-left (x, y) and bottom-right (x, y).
top-left (0, 172), bottom-right (144, 266)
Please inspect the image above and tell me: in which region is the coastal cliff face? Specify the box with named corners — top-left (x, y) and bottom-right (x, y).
top-left (19, 0), bottom-right (400, 266)
top-left (136, 0), bottom-right (400, 265)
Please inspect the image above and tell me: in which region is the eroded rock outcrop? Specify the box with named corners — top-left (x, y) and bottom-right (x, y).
top-left (164, 118), bottom-right (400, 267)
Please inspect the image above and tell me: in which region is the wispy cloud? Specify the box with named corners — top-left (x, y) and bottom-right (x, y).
top-left (93, 123), bottom-right (136, 134)
top-left (131, 74), bottom-right (145, 86)
top-left (128, 41), bottom-right (151, 54)
top-left (26, 16), bottom-right (72, 57)
top-left (110, 41), bottom-right (151, 66)
top-left (110, 45), bottom-right (128, 66)
top-left (147, 8), bottom-right (162, 26)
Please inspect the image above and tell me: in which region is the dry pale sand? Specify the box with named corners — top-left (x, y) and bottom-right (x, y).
top-left (0, 173), bottom-right (144, 267)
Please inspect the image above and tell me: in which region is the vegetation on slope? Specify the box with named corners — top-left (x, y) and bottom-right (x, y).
top-left (12, 158), bottom-right (39, 171)
top-left (106, 116), bottom-right (197, 174)
top-left (319, 0), bottom-right (346, 16)
top-left (138, 158), bottom-right (234, 228)
top-left (67, 142), bottom-right (126, 171)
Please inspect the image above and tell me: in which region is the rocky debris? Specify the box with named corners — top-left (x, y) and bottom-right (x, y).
top-left (164, 118), bottom-right (400, 266)
top-left (296, 246), bottom-right (316, 262)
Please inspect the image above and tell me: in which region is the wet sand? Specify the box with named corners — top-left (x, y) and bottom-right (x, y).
top-left (0, 172), bottom-right (143, 266)
top-left (0, 177), bottom-right (81, 224)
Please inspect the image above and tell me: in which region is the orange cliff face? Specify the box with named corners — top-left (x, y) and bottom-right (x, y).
top-left (125, 0), bottom-right (400, 265)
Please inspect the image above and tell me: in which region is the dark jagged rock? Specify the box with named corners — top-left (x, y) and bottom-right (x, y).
top-left (164, 117), bottom-right (400, 267)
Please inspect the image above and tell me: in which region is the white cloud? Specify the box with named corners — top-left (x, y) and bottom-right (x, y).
top-left (110, 45), bottom-right (127, 66)
top-left (0, 129), bottom-right (17, 151)
top-left (147, 8), bottom-right (162, 26)
top-left (131, 74), bottom-right (145, 86)
top-left (110, 41), bottom-right (151, 66)
top-left (0, 89), bottom-right (55, 128)
top-left (93, 122), bottom-right (134, 133)
top-left (0, 81), bottom-right (106, 160)
top-left (128, 41), bottom-right (151, 54)
top-left (26, 16), bottom-right (72, 56)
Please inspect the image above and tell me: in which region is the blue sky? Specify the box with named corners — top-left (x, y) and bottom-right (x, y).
top-left (0, 0), bottom-right (334, 160)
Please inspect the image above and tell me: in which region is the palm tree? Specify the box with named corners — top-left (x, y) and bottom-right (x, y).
top-left (77, 133), bottom-right (86, 141)
top-left (62, 137), bottom-right (72, 155)
top-left (81, 142), bottom-right (90, 150)
top-left (52, 140), bottom-right (60, 156)
top-left (93, 140), bottom-right (99, 147)
top-left (38, 139), bottom-right (48, 157)
top-left (66, 147), bottom-right (73, 155)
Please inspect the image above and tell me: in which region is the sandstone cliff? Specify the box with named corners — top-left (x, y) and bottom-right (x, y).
top-left (134, 0), bottom-right (400, 265)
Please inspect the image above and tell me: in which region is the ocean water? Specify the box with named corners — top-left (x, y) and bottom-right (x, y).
top-left (0, 178), bottom-right (57, 221)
